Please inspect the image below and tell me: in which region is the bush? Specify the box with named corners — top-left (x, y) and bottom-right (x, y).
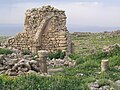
top-left (48, 50), bottom-right (65, 60)
top-left (31, 53), bottom-right (38, 60)
top-left (109, 55), bottom-right (120, 66)
top-left (85, 45), bottom-right (120, 61)
top-left (76, 57), bottom-right (85, 65)
top-left (69, 53), bottom-right (80, 60)
top-left (0, 48), bottom-right (13, 55)
top-left (98, 79), bottom-right (110, 86)
top-left (82, 60), bottom-right (99, 69)
top-left (82, 77), bottom-right (96, 83)
top-left (22, 49), bottom-right (31, 55)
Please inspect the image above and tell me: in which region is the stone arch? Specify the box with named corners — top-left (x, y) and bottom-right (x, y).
top-left (7, 6), bottom-right (72, 54)
top-left (33, 15), bottom-right (59, 52)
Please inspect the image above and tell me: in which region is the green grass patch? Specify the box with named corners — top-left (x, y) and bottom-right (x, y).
top-left (0, 48), bottom-right (13, 55)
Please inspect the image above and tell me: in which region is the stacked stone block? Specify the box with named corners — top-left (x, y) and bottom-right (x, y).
top-left (7, 5), bottom-right (72, 54)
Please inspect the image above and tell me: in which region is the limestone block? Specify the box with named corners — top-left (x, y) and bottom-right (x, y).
top-left (58, 47), bottom-right (67, 50)
top-left (59, 36), bottom-right (66, 38)
top-left (101, 59), bottom-right (109, 72)
top-left (59, 44), bottom-right (67, 47)
top-left (57, 38), bottom-right (67, 41)
top-left (50, 38), bottom-right (56, 41)
top-left (37, 50), bottom-right (48, 73)
top-left (38, 50), bottom-right (48, 58)
top-left (59, 41), bottom-right (67, 44)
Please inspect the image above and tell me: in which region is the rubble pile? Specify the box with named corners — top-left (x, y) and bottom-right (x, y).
top-left (0, 49), bottom-right (40, 76)
top-left (103, 44), bottom-right (120, 53)
top-left (48, 57), bottom-right (76, 67)
top-left (0, 48), bottom-right (75, 76)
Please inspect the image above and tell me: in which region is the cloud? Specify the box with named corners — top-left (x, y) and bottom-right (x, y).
top-left (0, 1), bottom-right (120, 28)
top-left (49, 2), bottom-right (120, 27)
top-left (71, 2), bottom-right (100, 6)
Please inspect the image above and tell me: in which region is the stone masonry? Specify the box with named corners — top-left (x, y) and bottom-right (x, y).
top-left (7, 5), bottom-right (73, 54)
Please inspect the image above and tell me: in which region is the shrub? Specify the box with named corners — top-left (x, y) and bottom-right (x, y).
top-left (31, 53), bottom-right (38, 60)
top-left (22, 49), bottom-right (31, 55)
top-left (48, 50), bottom-right (65, 60)
top-left (82, 77), bottom-right (96, 83)
top-left (85, 45), bottom-right (120, 61)
top-left (76, 57), bottom-right (85, 65)
top-left (69, 53), bottom-right (80, 60)
top-left (82, 60), bottom-right (99, 69)
top-left (109, 55), bottom-right (120, 66)
top-left (98, 79), bottom-right (110, 86)
top-left (0, 48), bottom-right (13, 55)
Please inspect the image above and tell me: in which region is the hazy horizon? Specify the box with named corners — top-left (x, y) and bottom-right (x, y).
top-left (0, 24), bottom-right (120, 36)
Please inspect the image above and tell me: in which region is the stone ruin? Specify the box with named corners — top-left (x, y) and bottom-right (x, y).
top-left (7, 5), bottom-right (73, 54)
top-left (0, 5), bottom-right (75, 76)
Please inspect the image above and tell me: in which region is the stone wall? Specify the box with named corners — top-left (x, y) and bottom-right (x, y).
top-left (7, 5), bottom-right (73, 54)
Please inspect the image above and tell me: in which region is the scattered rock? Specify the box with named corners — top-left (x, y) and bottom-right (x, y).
top-left (12, 59), bottom-right (31, 72)
top-left (103, 44), bottom-right (120, 53)
top-left (0, 55), bottom-right (6, 66)
top-left (27, 70), bottom-right (37, 74)
top-left (115, 80), bottom-right (120, 86)
top-left (48, 68), bottom-right (64, 73)
top-left (99, 85), bottom-right (110, 90)
top-left (75, 73), bottom-right (84, 77)
top-left (29, 60), bottom-right (40, 72)
top-left (89, 81), bottom-right (100, 88)
top-left (6, 59), bottom-right (18, 66)
top-left (48, 58), bottom-right (75, 67)
top-left (5, 69), bottom-right (18, 76)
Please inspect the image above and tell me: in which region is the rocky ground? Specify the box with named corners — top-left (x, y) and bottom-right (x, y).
top-left (0, 46), bottom-right (75, 76)
top-left (88, 80), bottom-right (120, 90)
top-left (72, 30), bottom-right (120, 56)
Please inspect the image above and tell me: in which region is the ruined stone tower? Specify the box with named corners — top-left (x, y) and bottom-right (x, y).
top-left (7, 5), bottom-right (73, 54)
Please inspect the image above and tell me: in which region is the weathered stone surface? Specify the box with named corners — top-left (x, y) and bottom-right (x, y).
top-left (99, 86), bottom-right (110, 90)
top-left (29, 60), bottom-right (40, 72)
top-left (88, 80), bottom-right (120, 90)
top-left (89, 81), bottom-right (100, 88)
top-left (48, 68), bottom-right (64, 74)
top-left (7, 5), bottom-right (73, 54)
top-left (0, 55), bottom-right (6, 66)
top-left (38, 50), bottom-right (48, 73)
top-left (6, 59), bottom-right (18, 66)
top-left (5, 69), bottom-right (18, 76)
top-left (48, 58), bottom-right (75, 67)
top-left (115, 80), bottom-right (120, 86)
top-left (0, 5), bottom-right (75, 76)
top-left (12, 59), bottom-right (31, 71)
top-left (101, 59), bottom-right (109, 72)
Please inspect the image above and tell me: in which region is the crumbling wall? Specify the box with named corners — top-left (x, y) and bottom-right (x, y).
top-left (7, 5), bottom-right (72, 54)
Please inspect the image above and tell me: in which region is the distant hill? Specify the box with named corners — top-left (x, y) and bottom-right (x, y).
top-left (0, 24), bottom-right (120, 36)
top-left (0, 24), bottom-right (23, 36)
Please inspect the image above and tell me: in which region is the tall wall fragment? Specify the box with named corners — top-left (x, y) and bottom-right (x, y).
top-left (7, 5), bottom-right (73, 54)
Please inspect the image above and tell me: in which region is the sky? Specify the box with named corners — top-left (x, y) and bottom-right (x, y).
top-left (0, 0), bottom-right (120, 35)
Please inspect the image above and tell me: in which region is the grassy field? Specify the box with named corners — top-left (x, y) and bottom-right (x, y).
top-left (72, 32), bottom-right (120, 56)
top-left (0, 44), bottom-right (119, 90)
top-left (0, 36), bottom-right (9, 43)
top-left (0, 31), bottom-right (120, 90)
